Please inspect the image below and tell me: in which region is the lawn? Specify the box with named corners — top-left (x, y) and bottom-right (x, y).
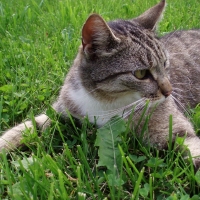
top-left (0, 0), bottom-right (200, 199)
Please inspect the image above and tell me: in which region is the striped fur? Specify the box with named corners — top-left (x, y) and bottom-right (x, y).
top-left (1, 0), bottom-right (200, 169)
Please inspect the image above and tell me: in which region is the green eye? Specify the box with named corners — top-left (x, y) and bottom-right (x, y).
top-left (134, 69), bottom-right (147, 79)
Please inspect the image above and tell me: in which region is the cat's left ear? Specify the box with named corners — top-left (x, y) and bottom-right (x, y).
top-left (134, 0), bottom-right (166, 31)
top-left (82, 14), bottom-right (120, 56)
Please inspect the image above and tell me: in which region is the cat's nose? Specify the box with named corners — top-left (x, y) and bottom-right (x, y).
top-left (158, 77), bottom-right (172, 97)
top-left (162, 90), bottom-right (172, 97)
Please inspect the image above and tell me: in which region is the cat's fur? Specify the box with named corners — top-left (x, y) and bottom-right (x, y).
top-left (1, 0), bottom-right (200, 168)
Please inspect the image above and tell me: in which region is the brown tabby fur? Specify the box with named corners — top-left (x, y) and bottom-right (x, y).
top-left (1, 0), bottom-right (200, 169)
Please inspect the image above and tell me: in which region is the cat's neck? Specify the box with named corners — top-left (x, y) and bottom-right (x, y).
top-left (68, 84), bottom-right (142, 126)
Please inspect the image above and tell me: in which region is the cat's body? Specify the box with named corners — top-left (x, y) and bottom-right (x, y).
top-left (161, 30), bottom-right (200, 108)
top-left (1, 0), bottom-right (200, 168)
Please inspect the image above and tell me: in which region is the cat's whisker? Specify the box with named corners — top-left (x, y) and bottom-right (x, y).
top-left (100, 98), bottom-right (148, 127)
top-left (172, 87), bottom-right (184, 92)
top-left (119, 98), bottom-right (148, 121)
top-left (126, 99), bottom-right (147, 116)
top-left (123, 106), bottom-right (140, 120)
top-left (133, 102), bottom-right (148, 120)
top-left (88, 98), bottom-right (146, 117)
top-left (169, 53), bottom-right (186, 55)
top-left (171, 95), bottom-right (191, 116)
top-left (107, 117), bottom-right (126, 129)
top-left (108, 102), bottom-right (147, 127)
top-left (173, 76), bottom-right (193, 92)
top-left (172, 90), bottom-right (194, 100)
top-left (118, 104), bottom-right (147, 127)
top-left (172, 89), bottom-right (185, 96)
top-left (122, 106), bottom-right (137, 120)
top-left (172, 82), bottom-right (193, 92)
top-left (134, 100), bottom-right (147, 112)
top-left (171, 91), bottom-right (184, 99)
top-left (122, 109), bottom-right (133, 120)
top-left (171, 91), bottom-right (186, 102)
top-left (172, 82), bottom-right (190, 86)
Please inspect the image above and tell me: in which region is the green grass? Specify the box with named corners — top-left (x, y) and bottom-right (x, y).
top-left (0, 0), bottom-right (200, 199)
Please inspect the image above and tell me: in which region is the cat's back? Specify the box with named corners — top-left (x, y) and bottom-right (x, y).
top-left (160, 30), bottom-right (200, 108)
top-left (160, 29), bottom-right (200, 54)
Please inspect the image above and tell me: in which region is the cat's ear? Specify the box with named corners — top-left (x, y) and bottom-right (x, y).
top-left (134, 0), bottom-right (166, 30)
top-left (82, 14), bottom-right (120, 56)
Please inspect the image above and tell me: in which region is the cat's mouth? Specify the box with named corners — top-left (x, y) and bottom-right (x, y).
top-left (148, 94), bottom-right (161, 100)
top-left (145, 88), bottom-right (169, 106)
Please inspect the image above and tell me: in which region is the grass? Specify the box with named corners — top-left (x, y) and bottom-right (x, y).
top-left (0, 0), bottom-right (200, 199)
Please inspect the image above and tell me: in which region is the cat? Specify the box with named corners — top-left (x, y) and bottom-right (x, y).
top-left (1, 0), bottom-right (200, 169)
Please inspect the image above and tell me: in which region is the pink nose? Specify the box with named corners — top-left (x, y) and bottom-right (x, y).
top-left (158, 77), bottom-right (172, 98)
top-left (162, 90), bottom-right (172, 97)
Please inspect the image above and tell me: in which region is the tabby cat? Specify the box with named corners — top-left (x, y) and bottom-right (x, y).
top-left (1, 0), bottom-right (200, 168)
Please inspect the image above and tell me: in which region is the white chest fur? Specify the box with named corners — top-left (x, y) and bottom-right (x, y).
top-left (68, 85), bottom-right (142, 126)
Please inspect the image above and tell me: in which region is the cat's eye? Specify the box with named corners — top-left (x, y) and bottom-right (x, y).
top-left (134, 70), bottom-right (147, 79)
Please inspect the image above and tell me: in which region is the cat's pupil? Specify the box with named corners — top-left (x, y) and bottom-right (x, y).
top-left (134, 69), bottom-right (147, 79)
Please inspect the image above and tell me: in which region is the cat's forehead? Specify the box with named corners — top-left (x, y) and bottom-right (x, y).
top-left (107, 19), bottom-right (162, 52)
top-left (108, 19), bottom-right (146, 36)
top-left (108, 19), bottom-right (166, 62)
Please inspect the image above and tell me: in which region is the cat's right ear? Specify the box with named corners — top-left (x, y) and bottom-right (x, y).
top-left (82, 14), bottom-right (120, 56)
top-left (134, 0), bottom-right (166, 31)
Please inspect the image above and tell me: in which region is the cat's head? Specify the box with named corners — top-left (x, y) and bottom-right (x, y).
top-left (78, 0), bottom-right (172, 107)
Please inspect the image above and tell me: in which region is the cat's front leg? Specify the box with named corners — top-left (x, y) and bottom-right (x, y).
top-left (147, 97), bottom-right (200, 170)
top-left (184, 136), bottom-right (200, 170)
top-left (0, 114), bottom-right (50, 152)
